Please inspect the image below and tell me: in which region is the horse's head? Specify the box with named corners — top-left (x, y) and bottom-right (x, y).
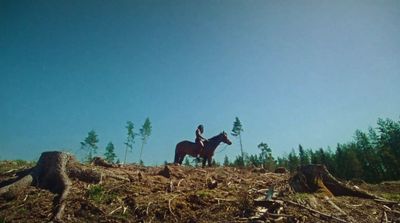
top-left (220, 131), bottom-right (232, 145)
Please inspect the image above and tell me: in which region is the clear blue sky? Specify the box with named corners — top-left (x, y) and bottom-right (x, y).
top-left (1, 0), bottom-right (399, 164)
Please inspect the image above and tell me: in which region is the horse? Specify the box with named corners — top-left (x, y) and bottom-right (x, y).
top-left (174, 131), bottom-right (232, 167)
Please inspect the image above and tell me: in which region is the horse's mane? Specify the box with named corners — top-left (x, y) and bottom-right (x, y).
top-left (208, 132), bottom-right (223, 142)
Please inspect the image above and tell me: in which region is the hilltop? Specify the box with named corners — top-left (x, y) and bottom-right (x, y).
top-left (0, 153), bottom-right (399, 223)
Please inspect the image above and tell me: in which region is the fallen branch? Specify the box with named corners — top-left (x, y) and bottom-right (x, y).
top-left (215, 198), bottom-right (236, 205)
top-left (325, 197), bottom-right (346, 216)
top-left (146, 202), bottom-right (152, 215)
top-left (267, 213), bottom-right (296, 218)
top-left (285, 200), bottom-right (348, 223)
top-left (104, 172), bottom-right (130, 182)
top-left (177, 179), bottom-right (184, 187)
top-left (168, 195), bottom-right (179, 216)
top-left (374, 199), bottom-right (399, 205)
top-left (168, 180), bottom-right (174, 192)
top-left (109, 206), bottom-right (122, 215)
top-left (380, 211), bottom-right (388, 223)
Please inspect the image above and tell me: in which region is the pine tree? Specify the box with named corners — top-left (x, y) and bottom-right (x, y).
top-left (258, 142), bottom-right (275, 170)
top-left (276, 156), bottom-right (289, 169)
top-left (139, 118), bottom-right (152, 164)
top-left (80, 130), bottom-right (99, 163)
top-left (298, 144), bottom-right (310, 166)
top-left (354, 129), bottom-right (384, 182)
top-left (104, 142), bottom-right (117, 163)
top-left (287, 149), bottom-right (299, 173)
top-left (124, 121), bottom-right (136, 164)
top-left (231, 117), bottom-right (244, 166)
top-left (223, 155), bottom-right (230, 166)
top-left (212, 159), bottom-right (220, 167)
top-left (248, 154), bottom-right (261, 167)
top-left (376, 118), bottom-right (400, 180)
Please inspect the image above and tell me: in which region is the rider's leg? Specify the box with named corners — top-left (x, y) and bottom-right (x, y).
top-left (196, 141), bottom-right (204, 161)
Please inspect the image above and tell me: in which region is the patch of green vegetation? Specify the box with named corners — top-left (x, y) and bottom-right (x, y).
top-left (87, 185), bottom-right (116, 204)
top-left (292, 193), bottom-right (311, 200)
top-left (0, 216), bottom-right (6, 223)
top-left (15, 159), bottom-right (29, 166)
top-left (196, 190), bottom-right (212, 199)
top-left (381, 193), bottom-right (400, 202)
top-left (88, 185), bottom-right (104, 203)
top-left (14, 206), bottom-right (29, 217)
top-left (0, 160), bottom-right (35, 174)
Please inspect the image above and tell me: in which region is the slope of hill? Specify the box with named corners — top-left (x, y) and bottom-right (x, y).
top-left (0, 156), bottom-right (399, 223)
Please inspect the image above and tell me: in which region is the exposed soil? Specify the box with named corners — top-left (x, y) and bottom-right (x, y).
top-left (0, 157), bottom-right (399, 223)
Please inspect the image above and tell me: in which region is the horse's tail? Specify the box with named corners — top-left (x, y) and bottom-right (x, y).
top-left (174, 143), bottom-right (180, 164)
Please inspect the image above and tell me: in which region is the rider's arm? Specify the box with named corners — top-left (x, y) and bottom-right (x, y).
top-left (196, 129), bottom-right (207, 141)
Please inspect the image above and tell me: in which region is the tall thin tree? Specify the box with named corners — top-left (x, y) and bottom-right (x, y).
top-left (124, 121), bottom-right (136, 164)
top-left (231, 117), bottom-right (244, 166)
top-left (139, 117), bottom-right (152, 164)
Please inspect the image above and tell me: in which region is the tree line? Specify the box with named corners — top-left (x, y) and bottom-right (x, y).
top-left (80, 118), bottom-right (152, 165)
top-left (216, 117), bottom-right (399, 183)
top-left (79, 115), bottom-right (400, 183)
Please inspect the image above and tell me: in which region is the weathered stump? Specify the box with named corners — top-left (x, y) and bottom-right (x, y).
top-left (289, 164), bottom-right (380, 199)
top-left (0, 151), bottom-right (102, 222)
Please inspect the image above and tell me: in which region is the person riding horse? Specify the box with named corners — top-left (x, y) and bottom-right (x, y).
top-left (175, 131), bottom-right (232, 167)
top-left (195, 124), bottom-right (208, 157)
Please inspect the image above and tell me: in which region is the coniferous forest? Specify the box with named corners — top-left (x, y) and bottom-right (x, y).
top-left (223, 117), bottom-right (400, 183)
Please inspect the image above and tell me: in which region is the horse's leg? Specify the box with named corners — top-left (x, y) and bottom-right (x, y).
top-left (202, 157), bottom-right (207, 168)
top-left (174, 151), bottom-right (179, 164)
top-left (179, 154), bottom-right (185, 164)
top-left (208, 156), bottom-right (212, 167)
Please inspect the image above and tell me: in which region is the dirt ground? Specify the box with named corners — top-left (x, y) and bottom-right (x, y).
top-left (0, 160), bottom-right (399, 223)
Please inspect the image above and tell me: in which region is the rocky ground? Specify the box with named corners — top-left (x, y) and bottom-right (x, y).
top-left (0, 159), bottom-right (399, 223)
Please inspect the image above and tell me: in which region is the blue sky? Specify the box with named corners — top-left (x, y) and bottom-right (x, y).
top-left (1, 0), bottom-right (399, 164)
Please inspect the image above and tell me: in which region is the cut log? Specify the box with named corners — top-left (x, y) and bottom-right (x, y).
top-left (289, 164), bottom-right (380, 199)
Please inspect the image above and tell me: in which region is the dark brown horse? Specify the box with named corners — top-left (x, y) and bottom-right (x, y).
top-left (174, 131), bottom-right (232, 167)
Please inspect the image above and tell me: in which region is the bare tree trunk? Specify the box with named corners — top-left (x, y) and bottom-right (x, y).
top-left (124, 145), bottom-right (129, 164)
top-left (140, 142), bottom-right (144, 164)
top-left (239, 134), bottom-right (244, 166)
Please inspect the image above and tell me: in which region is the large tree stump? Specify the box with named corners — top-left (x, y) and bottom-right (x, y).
top-left (289, 164), bottom-right (380, 199)
top-left (0, 151), bottom-right (102, 222)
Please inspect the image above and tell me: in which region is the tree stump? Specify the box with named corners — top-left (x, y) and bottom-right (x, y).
top-left (91, 157), bottom-right (115, 168)
top-left (0, 151), bottom-right (102, 222)
top-left (289, 164), bottom-right (380, 199)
